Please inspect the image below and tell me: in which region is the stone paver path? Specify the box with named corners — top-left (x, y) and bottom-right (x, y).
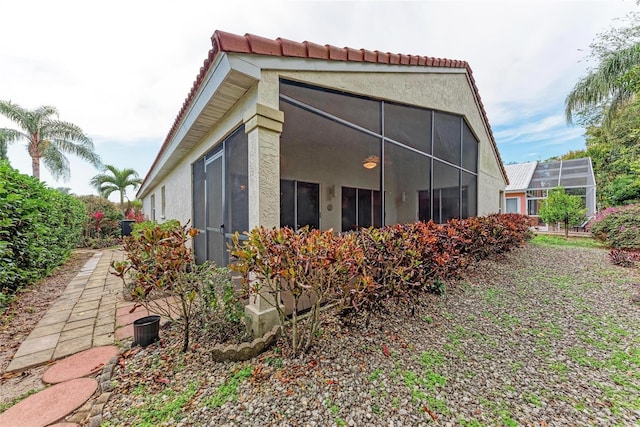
top-left (7, 250), bottom-right (123, 372)
top-left (0, 377), bottom-right (97, 427)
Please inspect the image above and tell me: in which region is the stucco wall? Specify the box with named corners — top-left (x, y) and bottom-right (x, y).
top-left (263, 69), bottom-right (506, 216)
top-left (142, 63), bottom-right (506, 227)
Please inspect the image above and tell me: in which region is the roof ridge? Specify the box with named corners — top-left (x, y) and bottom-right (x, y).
top-left (143, 30), bottom-right (506, 191)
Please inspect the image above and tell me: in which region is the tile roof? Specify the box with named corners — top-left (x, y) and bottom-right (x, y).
top-left (505, 162), bottom-right (538, 191)
top-left (149, 30), bottom-right (507, 188)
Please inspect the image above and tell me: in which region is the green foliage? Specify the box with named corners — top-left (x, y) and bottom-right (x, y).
top-left (203, 365), bottom-right (252, 409)
top-left (90, 165), bottom-right (142, 213)
top-left (122, 381), bottom-right (200, 426)
top-left (76, 195), bottom-right (123, 248)
top-left (0, 161), bottom-right (85, 307)
top-left (195, 266), bottom-right (250, 344)
top-left (112, 220), bottom-right (201, 352)
top-left (231, 227), bottom-right (365, 354)
top-left (0, 100), bottom-right (101, 180)
top-left (530, 234), bottom-right (603, 248)
top-left (589, 203), bottom-right (640, 249)
top-left (539, 187), bottom-right (586, 238)
top-left (230, 214), bottom-right (532, 355)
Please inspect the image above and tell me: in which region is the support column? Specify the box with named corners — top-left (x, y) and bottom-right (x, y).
top-left (243, 103), bottom-right (285, 338)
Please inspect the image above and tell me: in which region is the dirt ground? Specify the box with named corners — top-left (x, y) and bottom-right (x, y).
top-left (0, 250), bottom-right (95, 407)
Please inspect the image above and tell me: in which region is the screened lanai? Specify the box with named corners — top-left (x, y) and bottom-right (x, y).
top-left (526, 158), bottom-right (596, 218)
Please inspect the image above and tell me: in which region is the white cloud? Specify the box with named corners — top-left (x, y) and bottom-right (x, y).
top-left (1, 0), bottom-right (637, 196)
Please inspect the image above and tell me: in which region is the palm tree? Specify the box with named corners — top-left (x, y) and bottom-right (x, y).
top-left (0, 100), bottom-right (101, 180)
top-left (90, 165), bottom-right (143, 213)
top-left (0, 129), bottom-right (8, 161)
top-left (565, 44), bottom-right (640, 125)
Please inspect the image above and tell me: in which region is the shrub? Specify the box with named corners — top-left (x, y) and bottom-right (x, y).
top-left (0, 161), bottom-right (85, 307)
top-left (589, 204), bottom-right (640, 249)
top-left (608, 249), bottom-right (638, 268)
top-left (112, 220), bottom-right (220, 352)
top-left (196, 266), bottom-right (250, 344)
top-left (230, 214), bottom-right (533, 354)
top-left (76, 195), bottom-right (123, 248)
top-left (230, 227), bottom-right (365, 354)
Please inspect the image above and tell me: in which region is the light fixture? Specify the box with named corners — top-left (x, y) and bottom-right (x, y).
top-left (362, 155), bottom-right (380, 169)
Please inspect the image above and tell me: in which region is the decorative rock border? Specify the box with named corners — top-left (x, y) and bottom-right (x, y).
top-left (210, 325), bottom-right (281, 362)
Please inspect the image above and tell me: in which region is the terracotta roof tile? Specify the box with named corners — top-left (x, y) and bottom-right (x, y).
top-left (305, 41), bottom-right (330, 59)
top-left (143, 30), bottom-right (507, 192)
top-left (278, 38), bottom-right (307, 57)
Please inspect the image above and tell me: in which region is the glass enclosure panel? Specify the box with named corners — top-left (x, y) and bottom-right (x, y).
top-left (297, 182), bottom-right (320, 230)
top-left (461, 171), bottom-right (477, 218)
top-left (505, 198), bottom-right (518, 214)
top-left (462, 121), bottom-right (478, 172)
top-left (342, 187), bottom-right (357, 231)
top-left (560, 176), bottom-right (589, 187)
top-left (418, 191), bottom-right (431, 222)
top-left (433, 112), bottom-right (461, 166)
top-left (384, 141), bottom-right (430, 224)
top-left (527, 199), bottom-right (544, 216)
top-left (225, 127), bottom-right (248, 234)
top-left (206, 155), bottom-right (225, 266)
top-left (358, 189), bottom-right (372, 228)
top-left (192, 159), bottom-right (206, 264)
top-left (565, 187), bottom-right (587, 196)
top-left (384, 103), bottom-right (431, 154)
top-left (433, 160), bottom-right (460, 223)
top-left (280, 180), bottom-right (296, 229)
top-left (280, 80), bottom-right (381, 133)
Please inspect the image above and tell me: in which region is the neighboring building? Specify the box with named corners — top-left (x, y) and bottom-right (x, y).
top-left (504, 158), bottom-right (597, 222)
top-left (137, 30), bottom-right (509, 268)
top-left (504, 162), bottom-right (537, 215)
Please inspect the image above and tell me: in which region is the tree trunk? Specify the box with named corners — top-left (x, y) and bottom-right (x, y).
top-left (564, 219), bottom-right (569, 239)
top-left (31, 155), bottom-right (40, 180)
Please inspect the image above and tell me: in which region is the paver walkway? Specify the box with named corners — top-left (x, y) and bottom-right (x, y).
top-left (7, 250), bottom-right (124, 372)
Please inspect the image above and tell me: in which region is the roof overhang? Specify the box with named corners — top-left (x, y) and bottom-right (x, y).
top-left (137, 54), bottom-right (259, 198)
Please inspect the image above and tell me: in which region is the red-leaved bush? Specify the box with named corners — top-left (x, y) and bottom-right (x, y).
top-left (230, 214), bottom-right (533, 353)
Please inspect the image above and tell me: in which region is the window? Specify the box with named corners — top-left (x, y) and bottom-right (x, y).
top-left (280, 180), bottom-right (320, 230)
top-left (160, 186), bottom-right (166, 219)
top-left (341, 186), bottom-right (381, 231)
top-left (505, 197), bottom-right (519, 214)
top-left (150, 194), bottom-right (156, 221)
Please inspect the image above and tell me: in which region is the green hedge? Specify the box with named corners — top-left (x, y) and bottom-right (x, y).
top-left (589, 204), bottom-right (640, 249)
top-left (0, 161), bottom-right (86, 304)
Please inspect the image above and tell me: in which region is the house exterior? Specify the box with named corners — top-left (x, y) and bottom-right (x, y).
top-left (504, 158), bottom-right (597, 224)
top-left (138, 31), bottom-right (508, 260)
top-left (504, 162), bottom-right (537, 215)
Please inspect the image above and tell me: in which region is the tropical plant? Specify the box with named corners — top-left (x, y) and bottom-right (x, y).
top-left (90, 164), bottom-right (142, 213)
top-left (565, 43), bottom-right (640, 125)
top-left (112, 220), bottom-right (206, 352)
top-left (539, 187), bottom-right (586, 238)
top-left (0, 101), bottom-right (101, 180)
top-left (0, 129), bottom-right (8, 161)
top-left (0, 161), bottom-right (86, 308)
top-left (589, 203), bottom-right (640, 249)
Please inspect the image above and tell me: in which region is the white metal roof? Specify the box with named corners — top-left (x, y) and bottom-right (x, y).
top-left (505, 162), bottom-right (537, 192)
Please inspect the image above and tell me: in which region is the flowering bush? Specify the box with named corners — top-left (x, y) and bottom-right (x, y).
top-left (76, 195), bottom-right (122, 248)
top-left (589, 204), bottom-right (640, 249)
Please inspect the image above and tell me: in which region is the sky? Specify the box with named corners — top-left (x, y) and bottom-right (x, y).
top-left (1, 0), bottom-right (637, 200)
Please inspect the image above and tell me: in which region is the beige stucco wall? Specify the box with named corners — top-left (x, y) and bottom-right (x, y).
top-left (261, 69), bottom-right (506, 216)
top-left (142, 63), bottom-right (506, 227)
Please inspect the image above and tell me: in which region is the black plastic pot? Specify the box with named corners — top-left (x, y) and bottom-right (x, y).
top-left (133, 315), bottom-right (160, 347)
top-left (121, 219), bottom-right (135, 237)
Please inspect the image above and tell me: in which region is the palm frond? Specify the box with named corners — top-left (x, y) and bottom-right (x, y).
top-left (0, 100), bottom-right (32, 131)
top-left (42, 144), bottom-right (71, 181)
top-left (566, 44), bottom-right (640, 124)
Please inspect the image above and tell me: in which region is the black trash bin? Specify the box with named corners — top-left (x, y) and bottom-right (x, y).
top-left (133, 315), bottom-right (161, 347)
top-left (121, 219), bottom-right (135, 237)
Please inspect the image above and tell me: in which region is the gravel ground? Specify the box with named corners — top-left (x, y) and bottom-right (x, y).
top-left (103, 244), bottom-right (640, 426)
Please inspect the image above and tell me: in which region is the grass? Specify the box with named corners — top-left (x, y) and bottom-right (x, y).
top-left (530, 234), bottom-right (604, 248)
top-left (0, 388), bottom-right (39, 413)
top-left (204, 365), bottom-right (252, 409)
top-left (122, 381), bottom-right (201, 426)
